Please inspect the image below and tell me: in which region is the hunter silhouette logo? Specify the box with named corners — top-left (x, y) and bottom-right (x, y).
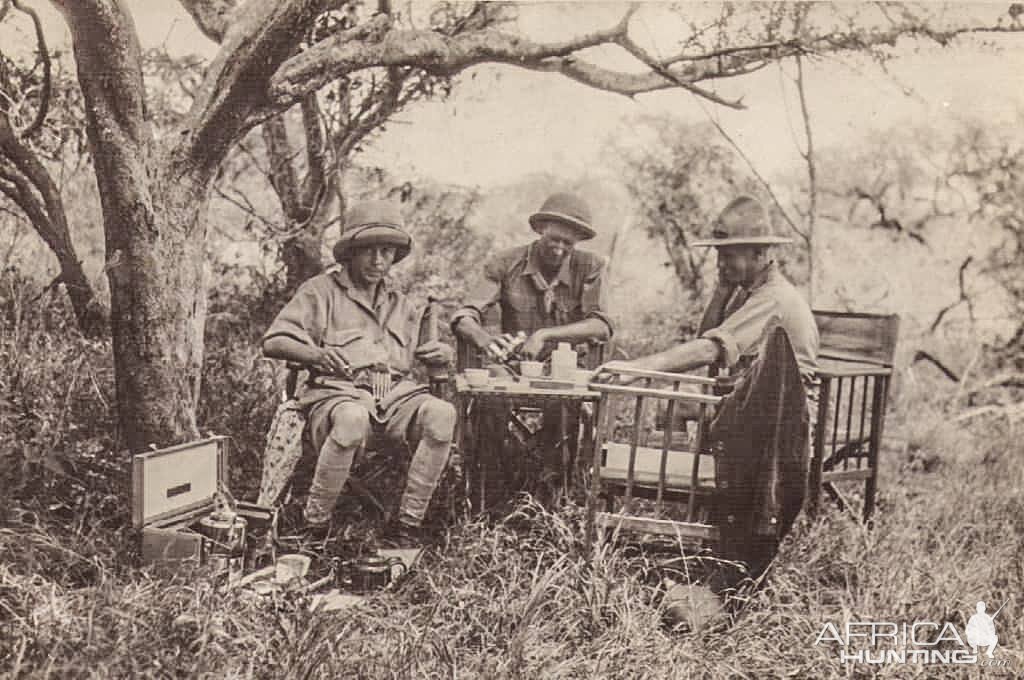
top-left (966, 600), bottom-right (1005, 659)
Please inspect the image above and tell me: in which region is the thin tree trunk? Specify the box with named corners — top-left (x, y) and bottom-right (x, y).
top-left (55, 245), bottom-right (107, 336)
top-left (0, 113), bottom-right (107, 336)
top-left (281, 231), bottom-right (324, 291)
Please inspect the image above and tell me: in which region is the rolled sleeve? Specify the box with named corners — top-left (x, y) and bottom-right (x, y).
top-left (263, 281), bottom-right (326, 348)
top-left (450, 257), bottom-right (504, 331)
top-left (580, 258), bottom-right (614, 337)
top-left (700, 293), bottom-right (778, 369)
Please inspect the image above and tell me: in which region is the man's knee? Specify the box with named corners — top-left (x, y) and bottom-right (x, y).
top-left (417, 399), bottom-right (456, 442)
top-left (328, 403), bottom-right (371, 448)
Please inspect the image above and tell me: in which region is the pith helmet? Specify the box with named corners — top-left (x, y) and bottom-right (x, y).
top-left (332, 199), bottom-right (412, 263)
top-left (690, 196), bottom-right (792, 247)
top-left (528, 192), bottom-right (596, 241)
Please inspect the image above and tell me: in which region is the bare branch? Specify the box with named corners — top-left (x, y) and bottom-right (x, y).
top-left (794, 52), bottom-right (817, 300)
top-left (929, 255), bottom-right (974, 332)
top-left (692, 99), bottom-right (803, 240)
top-left (269, 10), bottom-right (1024, 108)
top-left (0, 110), bottom-right (65, 242)
top-left (851, 186), bottom-right (929, 246)
top-left (11, 0), bottom-right (52, 138)
top-left (616, 34), bottom-right (746, 109)
top-left (0, 159), bottom-right (49, 232)
top-left (269, 11), bottom-right (634, 105)
top-left (912, 350), bottom-right (961, 382)
top-left (214, 184), bottom-right (284, 232)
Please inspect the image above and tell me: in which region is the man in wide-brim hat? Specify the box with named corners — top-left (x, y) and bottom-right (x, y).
top-left (451, 191), bottom-right (614, 361)
top-left (262, 199), bottom-right (456, 546)
top-left (603, 195), bottom-right (818, 384)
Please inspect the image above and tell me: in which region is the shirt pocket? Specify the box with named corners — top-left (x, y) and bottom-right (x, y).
top-left (322, 329), bottom-right (385, 370)
top-left (506, 288), bottom-right (538, 313)
top-left (385, 307), bottom-right (415, 348)
top-left (554, 288), bottom-right (582, 319)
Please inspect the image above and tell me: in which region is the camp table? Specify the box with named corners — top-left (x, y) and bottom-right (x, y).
top-left (454, 373), bottom-right (602, 510)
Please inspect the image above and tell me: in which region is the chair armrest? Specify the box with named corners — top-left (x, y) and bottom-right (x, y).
top-left (591, 383), bottom-right (722, 406)
top-left (595, 365), bottom-right (717, 386)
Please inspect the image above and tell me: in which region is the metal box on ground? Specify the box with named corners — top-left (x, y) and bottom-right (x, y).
top-left (131, 436), bottom-right (277, 575)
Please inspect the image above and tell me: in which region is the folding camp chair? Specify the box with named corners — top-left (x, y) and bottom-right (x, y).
top-left (258, 362), bottom-right (456, 520)
top-left (584, 366), bottom-right (723, 550)
top-left (807, 311), bottom-right (900, 522)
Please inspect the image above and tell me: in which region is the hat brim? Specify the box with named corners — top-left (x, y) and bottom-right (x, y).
top-left (690, 236), bottom-right (792, 247)
top-left (333, 225), bottom-right (412, 263)
top-left (529, 211), bottom-right (596, 240)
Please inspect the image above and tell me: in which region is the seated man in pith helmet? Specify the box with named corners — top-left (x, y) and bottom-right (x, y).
top-left (450, 192), bottom-right (614, 505)
top-left (262, 199), bottom-right (456, 546)
top-left (451, 192), bottom-right (614, 363)
top-left (604, 195), bottom-right (818, 390)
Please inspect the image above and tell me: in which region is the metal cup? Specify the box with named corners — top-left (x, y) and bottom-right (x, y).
top-left (336, 555), bottom-right (407, 593)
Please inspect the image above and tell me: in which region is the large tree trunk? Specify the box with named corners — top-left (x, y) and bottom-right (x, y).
top-left (102, 156), bottom-right (210, 451)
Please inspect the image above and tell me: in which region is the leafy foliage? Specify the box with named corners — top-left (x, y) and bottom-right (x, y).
top-left (613, 116), bottom-right (771, 304)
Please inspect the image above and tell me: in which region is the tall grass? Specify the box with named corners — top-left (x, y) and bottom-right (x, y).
top-left (2, 272), bottom-right (1022, 678)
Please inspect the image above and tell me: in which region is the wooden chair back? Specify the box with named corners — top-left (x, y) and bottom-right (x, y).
top-left (808, 311), bottom-right (900, 522)
top-left (814, 310), bottom-right (900, 367)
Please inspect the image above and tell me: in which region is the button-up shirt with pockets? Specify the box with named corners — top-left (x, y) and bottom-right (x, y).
top-left (450, 241), bottom-right (614, 343)
top-left (263, 265), bottom-right (428, 415)
top-left (698, 262), bottom-right (819, 384)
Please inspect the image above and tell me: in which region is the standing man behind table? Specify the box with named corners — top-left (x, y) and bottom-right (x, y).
top-left (450, 192), bottom-right (614, 364)
top-left (603, 196), bottom-right (819, 393)
top-left (262, 200), bottom-right (456, 546)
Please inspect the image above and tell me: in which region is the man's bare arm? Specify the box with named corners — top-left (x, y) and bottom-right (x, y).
top-left (521, 317), bottom-right (611, 359)
top-left (452, 316), bottom-right (496, 352)
top-left (624, 338), bottom-right (720, 374)
top-left (533, 317), bottom-right (611, 345)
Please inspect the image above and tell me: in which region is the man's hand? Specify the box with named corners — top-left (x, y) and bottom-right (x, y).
top-left (415, 340), bottom-right (454, 367)
top-left (484, 332), bottom-right (522, 362)
top-left (520, 330), bottom-right (548, 360)
top-left (593, 360), bottom-right (642, 386)
top-left (314, 347), bottom-right (352, 377)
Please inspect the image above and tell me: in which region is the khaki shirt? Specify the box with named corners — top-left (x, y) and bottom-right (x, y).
top-left (450, 241), bottom-right (614, 338)
top-left (699, 263), bottom-right (819, 382)
top-left (263, 265), bottom-right (428, 411)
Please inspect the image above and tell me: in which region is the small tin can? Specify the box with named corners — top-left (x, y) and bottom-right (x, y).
top-left (198, 510), bottom-right (247, 579)
top-left (336, 555), bottom-right (407, 593)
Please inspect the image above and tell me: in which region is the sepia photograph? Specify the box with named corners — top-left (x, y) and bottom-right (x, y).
top-left (1, 1), bottom-right (1022, 677)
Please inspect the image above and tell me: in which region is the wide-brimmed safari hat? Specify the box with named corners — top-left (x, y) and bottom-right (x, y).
top-left (528, 192), bottom-right (596, 241)
top-left (690, 196), bottom-right (792, 247)
top-left (332, 199), bottom-right (412, 263)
